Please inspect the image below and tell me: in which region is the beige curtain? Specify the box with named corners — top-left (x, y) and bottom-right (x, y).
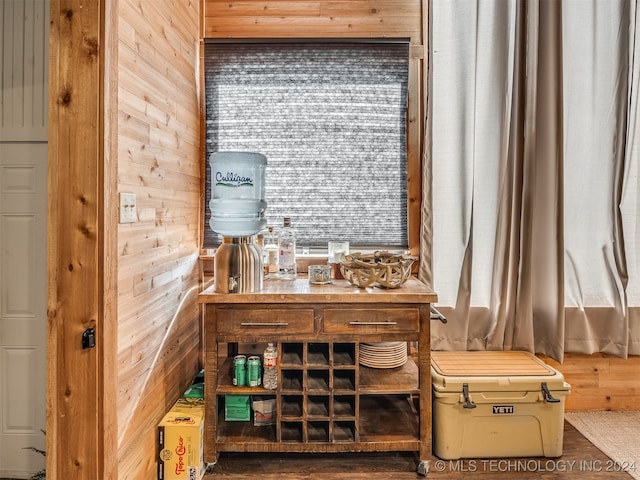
top-left (421, 0), bottom-right (640, 361)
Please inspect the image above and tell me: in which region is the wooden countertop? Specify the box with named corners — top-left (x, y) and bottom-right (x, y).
top-left (199, 276), bottom-right (437, 304)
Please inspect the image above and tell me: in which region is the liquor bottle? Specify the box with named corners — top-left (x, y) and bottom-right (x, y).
top-left (278, 217), bottom-right (297, 279)
top-left (262, 226), bottom-right (279, 279)
top-left (263, 342), bottom-right (278, 390)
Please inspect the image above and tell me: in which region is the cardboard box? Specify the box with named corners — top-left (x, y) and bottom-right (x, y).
top-left (431, 351), bottom-right (570, 460)
top-left (157, 399), bottom-right (205, 480)
top-left (224, 395), bottom-right (250, 421)
top-left (252, 397), bottom-right (276, 426)
top-left (183, 382), bottom-right (204, 400)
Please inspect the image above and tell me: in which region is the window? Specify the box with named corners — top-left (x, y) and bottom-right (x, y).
top-left (203, 40), bottom-right (410, 250)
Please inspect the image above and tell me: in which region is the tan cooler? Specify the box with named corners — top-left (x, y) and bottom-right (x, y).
top-left (431, 351), bottom-right (570, 460)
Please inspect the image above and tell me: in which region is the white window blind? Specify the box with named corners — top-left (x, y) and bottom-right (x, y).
top-left (203, 40), bottom-right (410, 249)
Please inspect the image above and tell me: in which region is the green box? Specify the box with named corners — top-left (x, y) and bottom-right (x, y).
top-left (225, 395), bottom-right (250, 421)
top-left (183, 382), bottom-right (204, 399)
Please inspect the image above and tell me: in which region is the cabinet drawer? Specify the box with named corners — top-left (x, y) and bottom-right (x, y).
top-left (323, 308), bottom-right (419, 334)
top-left (217, 309), bottom-right (315, 334)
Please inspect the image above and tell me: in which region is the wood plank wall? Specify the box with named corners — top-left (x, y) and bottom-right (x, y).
top-left (541, 354), bottom-right (640, 412)
top-left (48, 0), bottom-right (104, 477)
top-left (115, 0), bottom-right (202, 478)
top-left (203, 0), bottom-right (423, 41)
top-left (49, 0), bottom-right (202, 478)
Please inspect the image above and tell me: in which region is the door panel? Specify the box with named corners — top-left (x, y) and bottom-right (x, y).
top-left (0, 142), bottom-right (47, 479)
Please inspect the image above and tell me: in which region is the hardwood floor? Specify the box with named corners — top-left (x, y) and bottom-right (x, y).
top-left (204, 421), bottom-right (635, 479)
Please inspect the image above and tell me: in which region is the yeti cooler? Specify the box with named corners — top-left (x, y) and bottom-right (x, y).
top-left (431, 351), bottom-right (570, 460)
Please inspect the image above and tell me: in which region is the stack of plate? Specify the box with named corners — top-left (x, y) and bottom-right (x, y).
top-left (359, 342), bottom-right (407, 369)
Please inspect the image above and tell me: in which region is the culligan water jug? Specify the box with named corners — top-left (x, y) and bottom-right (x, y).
top-left (209, 152), bottom-right (267, 237)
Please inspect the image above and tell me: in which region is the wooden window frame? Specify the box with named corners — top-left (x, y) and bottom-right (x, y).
top-left (198, 41), bottom-right (424, 264)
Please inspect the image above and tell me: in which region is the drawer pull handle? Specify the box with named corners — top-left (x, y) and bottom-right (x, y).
top-left (349, 321), bottom-right (398, 325)
top-left (240, 322), bottom-right (289, 327)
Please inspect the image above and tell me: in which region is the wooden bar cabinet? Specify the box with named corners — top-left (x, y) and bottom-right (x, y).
top-left (199, 277), bottom-right (437, 475)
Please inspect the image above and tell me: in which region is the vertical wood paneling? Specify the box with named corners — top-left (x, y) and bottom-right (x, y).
top-left (0, 0), bottom-right (48, 140)
top-left (115, 0), bottom-right (202, 479)
top-left (407, 49), bottom-right (423, 258)
top-left (47, 0), bottom-right (102, 478)
top-left (102, 1), bottom-right (120, 477)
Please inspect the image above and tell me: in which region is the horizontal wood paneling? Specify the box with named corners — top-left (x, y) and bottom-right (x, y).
top-left (115, 0), bottom-right (202, 479)
top-left (203, 0), bottom-right (422, 42)
top-left (540, 353), bottom-right (640, 412)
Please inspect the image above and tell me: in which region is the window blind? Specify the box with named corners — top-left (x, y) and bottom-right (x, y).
top-left (203, 40), bottom-right (409, 249)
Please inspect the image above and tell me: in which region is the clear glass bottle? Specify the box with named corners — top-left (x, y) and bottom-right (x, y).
top-left (262, 226), bottom-right (279, 279)
top-left (278, 217), bottom-right (297, 279)
top-left (263, 342), bottom-right (278, 390)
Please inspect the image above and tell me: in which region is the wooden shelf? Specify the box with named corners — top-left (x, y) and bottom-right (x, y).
top-left (281, 395), bottom-right (303, 418)
top-left (216, 343), bottom-right (421, 447)
top-left (282, 343), bottom-right (304, 366)
top-left (333, 396), bottom-right (356, 417)
top-left (216, 357), bottom-right (276, 395)
top-left (358, 395), bottom-right (420, 442)
top-left (359, 358), bottom-right (420, 394)
top-left (333, 343), bottom-right (356, 366)
top-left (201, 278), bottom-right (434, 470)
top-left (308, 396), bottom-right (330, 417)
top-left (308, 343), bottom-right (330, 366)
top-left (217, 417), bottom-right (276, 444)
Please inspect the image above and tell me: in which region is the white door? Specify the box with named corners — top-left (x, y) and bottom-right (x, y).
top-left (1, 0), bottom-right (49, 477)
top-left (0, 143), bottom-right (48, 479)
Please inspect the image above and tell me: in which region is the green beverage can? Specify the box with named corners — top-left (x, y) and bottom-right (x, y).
top-left (233, 355), bottom-right (247, 386)
top-left (247, 355), bottom-right (262, 387)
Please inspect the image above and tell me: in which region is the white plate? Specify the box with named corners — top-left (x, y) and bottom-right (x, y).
top-left (360, 345), bottom-right (406, 352)
top-left (359, 351), bottom-right (406, 360)
top-left (359, 340), bottom-right (408, 369)
top-left (359, 356), bottom-right (407, 369)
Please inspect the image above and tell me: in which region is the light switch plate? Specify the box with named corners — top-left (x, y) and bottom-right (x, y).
top-left (119, 192), bottom-right (137, 223)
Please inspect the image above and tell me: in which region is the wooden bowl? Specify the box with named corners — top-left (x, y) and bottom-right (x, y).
top-left (339, 252), bottom-right (416, 288)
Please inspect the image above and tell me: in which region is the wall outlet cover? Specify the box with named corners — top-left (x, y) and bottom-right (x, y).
top-left (119, 192), bottom-right (137, 223)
